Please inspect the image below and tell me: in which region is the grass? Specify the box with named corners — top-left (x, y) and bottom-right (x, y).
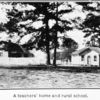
top-left (0, 64), bottom-right (99, 73)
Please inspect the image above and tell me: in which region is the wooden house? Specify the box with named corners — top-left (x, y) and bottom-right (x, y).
top-left (71, 47), bottom-right (100, 66)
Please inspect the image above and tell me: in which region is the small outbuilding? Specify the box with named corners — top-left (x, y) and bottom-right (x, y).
top-left (0, 41), bottom-right (34, 57)
top-left (71, 47), bottom-right (100, 66)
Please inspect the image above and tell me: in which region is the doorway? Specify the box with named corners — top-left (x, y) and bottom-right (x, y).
top-left (87, 56), bottom-right (91, 65)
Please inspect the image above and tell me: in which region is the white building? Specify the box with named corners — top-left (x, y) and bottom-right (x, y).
top-left (71, 47), bottom-right (100, 66)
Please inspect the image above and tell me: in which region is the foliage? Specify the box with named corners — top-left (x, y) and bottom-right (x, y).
top-left (1, 2), bottom-right (79, 65)
top-left (77, 2), bottom-right (100, 47)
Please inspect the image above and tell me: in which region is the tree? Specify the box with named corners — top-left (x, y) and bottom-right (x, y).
top-left (76, 2), bottom-right (100, 47)
top-left (4, 2), bottom-right (76, 66)
top-left (4, 2), bottom-right (53, 65)
top-left (63, 37), bottom-right (78, 49)
top-left (32, 2), bottom-right (73, 65)
top-left (0, 23), bottom-right (6, 32)
top-left (49, 2), bottom-right (73, 66)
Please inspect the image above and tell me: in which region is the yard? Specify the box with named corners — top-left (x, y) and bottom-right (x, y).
top-left (0, 65), bottom-right (100, 88)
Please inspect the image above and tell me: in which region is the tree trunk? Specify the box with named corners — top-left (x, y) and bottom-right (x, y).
top-left (46, 41), bottom-right (51, 65)
top-left (53, 31), bottom-right (57, 66)
top-left (53, 3), bottom-right (58, 66)
top-left (99, 39), bottom-right (100, 67)
top-left (45, 18), bottom-right (51, 65)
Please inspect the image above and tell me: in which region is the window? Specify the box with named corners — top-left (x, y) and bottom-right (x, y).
top-left (81, 55), bottom-right (84, 61)
top-left (94, 56), bottom-right (97, 61)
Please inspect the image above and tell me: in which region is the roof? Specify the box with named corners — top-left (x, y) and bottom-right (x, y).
top-left (72, 47), bottom-right (100, 56)
top-left (0, 41), bottom-right (25, 53)
top-left (90, 47), bottom-right (100, 54)
top-left (0, 41), bottom-right (34, 56)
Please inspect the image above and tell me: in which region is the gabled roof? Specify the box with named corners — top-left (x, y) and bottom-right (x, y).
top-left (72, 47), bottom-right (100, 56)
top-left (90, 47), bottom-right (100, 54)
top-left (72, 47), bottom-right (88, 56)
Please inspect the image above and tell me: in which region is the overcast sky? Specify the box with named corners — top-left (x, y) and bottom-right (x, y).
top-left (0, 2), bottom-right (89, 49)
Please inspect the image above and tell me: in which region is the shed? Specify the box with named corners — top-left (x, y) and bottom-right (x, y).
top-left (0, 41), bottom-right (34, 57)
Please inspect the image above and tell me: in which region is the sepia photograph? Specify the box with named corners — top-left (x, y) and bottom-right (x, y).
top-left (0, 1), bottom-right (99, 89)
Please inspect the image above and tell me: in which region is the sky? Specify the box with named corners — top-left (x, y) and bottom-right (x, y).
top-left (0, 2), bottom-right (89, 49)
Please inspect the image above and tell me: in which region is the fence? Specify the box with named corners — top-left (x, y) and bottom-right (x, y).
top-left (0, 57), bottom-right (46, 67)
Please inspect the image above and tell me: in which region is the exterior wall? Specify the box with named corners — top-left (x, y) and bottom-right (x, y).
top-left (84, 51), bottom-right (99, 66)
top-left (71, 51), bottom-right (99, 66)
top-left (3, 51), bottom-right (8, 57)
top-left (0, 50), bottom-right (8, 57)
top-left (71, 55), bottom-right (82, 65)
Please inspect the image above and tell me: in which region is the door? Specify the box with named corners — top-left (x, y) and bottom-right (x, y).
top-left (87, 56), bottom-right (91, 65)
